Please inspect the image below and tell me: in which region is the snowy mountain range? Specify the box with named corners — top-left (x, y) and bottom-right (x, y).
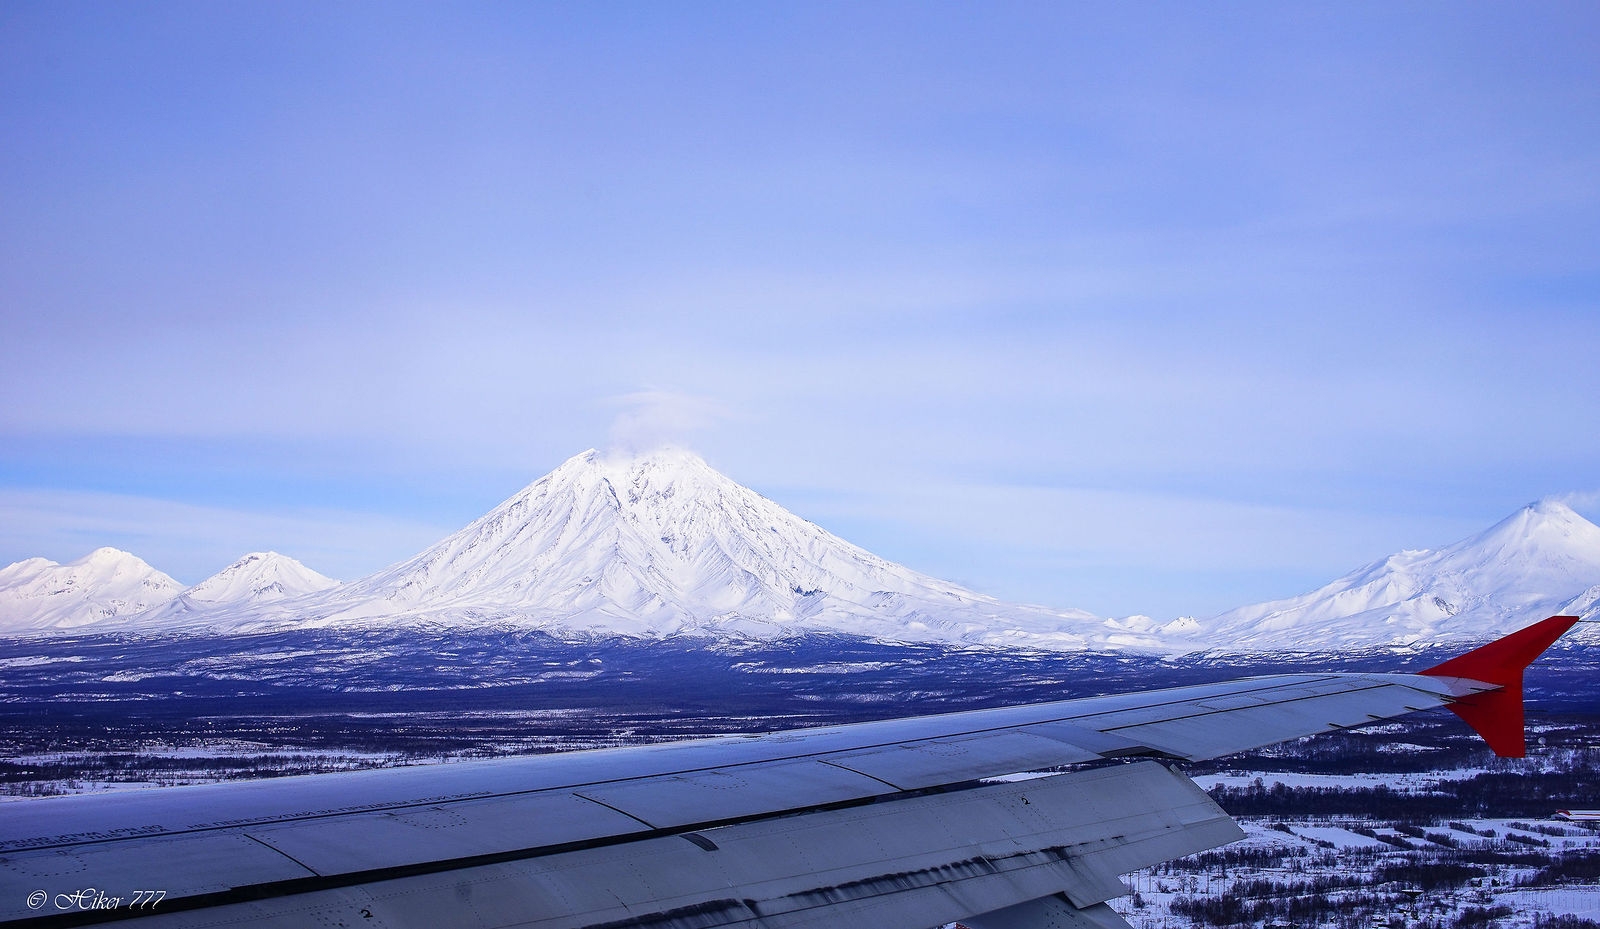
top-left (102, 449), bottom-right (1119, 649)
top-left (0, 550), bottom-right (333, 634)
top-left (1, 449), bottom-right (1596, 652)
top-left (1180, 500), bottom-right (1600, 651)
top-left (0, 548), bottom-right (185, 633)
top-left (130, 552), bottom-right (339, 627)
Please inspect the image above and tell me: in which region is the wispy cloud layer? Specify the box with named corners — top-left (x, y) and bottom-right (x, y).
top-left (606, 389), bottom-right (736, 457)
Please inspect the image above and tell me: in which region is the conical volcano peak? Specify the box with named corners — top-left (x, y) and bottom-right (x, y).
top-left (596, 443), bottom-right (711, 469)
top-left (185, 552), bottom-right (339, 604)
top-left (1467, 498), bottom-right (1600, 558)
top-left (1530, 498), bottom-right (1580, 518)
top-left (522, 447), bottom-right (724, 503)
top-left (1523, 498), bottom-right (1597, 533)
top-left (553, 445), bottom-right (711, 471)
top-left (72, 547), bottom-right (152, 571)
top-left (525, 447), bottom-right (783, 545)
top-left (1504, 497), bottom-right (1580, 526)
top-left (579, 446), bottom-right (729, 497)
top-left (615, 449), bottom-right (746, 505)
top-left (278, 448), bottom-right (1111, 648)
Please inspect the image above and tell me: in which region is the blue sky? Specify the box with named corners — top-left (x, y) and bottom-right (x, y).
top-left (2, 2), bottom-right (1597, 619)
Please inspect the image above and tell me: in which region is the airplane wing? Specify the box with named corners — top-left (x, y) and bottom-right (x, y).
top-left (0, 615), bottom-right (1579, 929)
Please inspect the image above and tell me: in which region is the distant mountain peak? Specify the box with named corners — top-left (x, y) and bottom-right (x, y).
top-left (1190, 501), bottom-right (1600, 651)
top-left (0, 549), bottom-right (183, 632)
top-left (183, 552), bottom-right (339, 605)
top-left (1489, 497), bottom-right (1588, 531)
top-left (554, 447), bottom-right (735, 511)
top-left (1529, 496), bottom-right (1582, 516)
top-left (73, 547), bottom-right (152, 569)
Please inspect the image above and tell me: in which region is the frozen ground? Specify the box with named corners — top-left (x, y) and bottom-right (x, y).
top-left (1109, 814), bottom-right (1600, 928)
top-left (1106, 717), bottom-right (1600, 929)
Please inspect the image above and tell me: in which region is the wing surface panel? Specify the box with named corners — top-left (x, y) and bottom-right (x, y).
top-left (822, 730), bottom-right (1102, 790)
top-left (246, 790), bottom-right (648, 875)
top-left (0, 832), bottom-right (312, 921)
top-left (570, 758), bottom-right (889, 829)
top-left (1099, 681), bottom-right (1459, 760)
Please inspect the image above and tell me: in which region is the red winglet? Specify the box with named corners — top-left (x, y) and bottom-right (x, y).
top-left (1419, 614), bottom-right (1581, 758)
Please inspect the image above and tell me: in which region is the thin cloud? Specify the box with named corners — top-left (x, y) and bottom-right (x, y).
top-left (1545, 490), bottom-right (1600, 512)
top-left (604, 389), bottom-right (735, 457)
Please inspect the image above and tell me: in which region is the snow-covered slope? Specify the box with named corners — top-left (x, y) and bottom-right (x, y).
top-left (127, 552), bottom-right (338, 629)
top-left (186, 551), bottom-right (337, 604)
top-left (162, 448), bottom-right (1136, 650)
top-left (1559, 584), bottom-right (1600, 623)
top-left (0, 548), bottom-right (184, 633)
top-left (1189, 500), bottom-right (1600, 651)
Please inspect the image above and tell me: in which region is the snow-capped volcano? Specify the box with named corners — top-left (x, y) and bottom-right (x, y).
top-left (127, 552), bottom-right (339, 628)
top-left (0, 548), bottom-right (183, 633)
top-left (1189, 500), bottom-right (1600, 650)
top-left (192, 448), bottom-right (1128, 649)
top-left (334, 448), bottom-right (988, 621)
top-left (183, 551), bottom-right (338, 604)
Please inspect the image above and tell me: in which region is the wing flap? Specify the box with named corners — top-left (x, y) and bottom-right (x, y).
top-left (964, 895), bottom-right (1133, 929)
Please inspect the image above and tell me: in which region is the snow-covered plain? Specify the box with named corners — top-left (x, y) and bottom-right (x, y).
top-left (1109, 813), bottom-right (1600, 929)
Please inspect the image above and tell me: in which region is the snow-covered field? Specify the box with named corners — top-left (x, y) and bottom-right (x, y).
top-left (1109, 813), bottom-right (1600, 928)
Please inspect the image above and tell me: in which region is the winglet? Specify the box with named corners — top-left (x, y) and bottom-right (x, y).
top-left (1419, 614), bottom-right (1581, 757)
